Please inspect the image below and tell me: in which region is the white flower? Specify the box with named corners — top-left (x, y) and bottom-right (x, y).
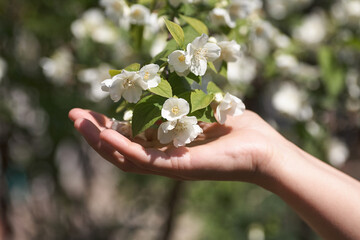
top-left (168, 50), bottom-right (190, 75)
top-left (71, 9), bottom-right (104, 39)
top-left (186, 34), bottom-right (221, 76)
top-left (138, 64), bottom-right (161, 89)
top-left (129, 4), bottom-right (150, 25)
top-left (209, 8), bottom-right (236, 28)
top-left (327, 138), bottom-right (349, 167)
top-left (144, 13), bottom-right (163, 37)
top-left (150, 33), bottom-right (168, 57)
top-left (71, 8), bottom-right (118, 44)
top-left (228, 0), bottom-right (263, 19)
top-left (249, 20), bottom-right (276, 59)
top-left (217, 40), bottom-right (241, 62)
top-left (272, 82), bottom-right (313, 120)
top-left (40, 47), bottom-right (73, 85)
top-left (266, 0), bottom-right (312, 20)
top-left (78, 63), bottom-right (112, 101)
top-left (100, 0), bottom-right (129, 19)
top-left (91, 25), bottom-right (118, 44)
top-left (169, 65), bottom-right (190, 77)
top-left (216, 93), bottom-right (245, 124)
top-left (161, 98), bottom-right (190, 121)
top-left (101, 70), bottom-right (147, 103)
top-left (275, 53), bottom-right (298, 71)
top-left (123, 110), bottom-right (133, 121)
top-left (227, 55), bottom-right (257, 85)
top-left (157, 116), bottom-right (203, 147)
top-left (273, 34), bottom-right (291, 49)
top-left (293, 11), bottom-right (327, 46)
top-left (345, 0), bottom-right (360, 18)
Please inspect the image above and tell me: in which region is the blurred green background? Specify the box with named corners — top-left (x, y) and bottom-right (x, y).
top-left (1, 0), bottom-right (359, 239)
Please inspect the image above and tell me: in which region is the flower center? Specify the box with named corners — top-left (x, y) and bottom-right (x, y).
top-left (256, 26), bottom-right (264, 36)
top-left (132, 9), bottom-right (142, 18)
top-left (112, 1), bottom-right (123, 11)
top-left (123, 78), bottom-right (134, 88)
top-left (215, 14), bottom-right (224, 20)
top-left (178, 55), bottom-right (185, 62)
top-left (195, 48), bottom-right (208, 60)
top-left (143, 71), bottom-right (150, 80)
top-left (171, 106), bottom-right (180, 115)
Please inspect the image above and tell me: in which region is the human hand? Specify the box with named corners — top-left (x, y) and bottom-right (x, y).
top-left (68, 108), bottom-right (290, 184)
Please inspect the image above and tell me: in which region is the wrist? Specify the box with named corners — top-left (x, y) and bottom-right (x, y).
top-left (251, 136), bottom-right (307, 193)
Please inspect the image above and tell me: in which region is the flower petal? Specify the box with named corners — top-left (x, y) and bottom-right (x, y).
top-left (204, 43), bottom-right (221, 62)
top-left (158, 123), bottom-right (175, 144)
top-left (101, 78), bottom-right (114, 92)
top-left (190, 57), bottom-right (207, 76)
top-left (122, 86), bottom-right (142, 103)
top-left (168, 50), bottom-right (189, 73)
top-left (161, 98), bottom-right (190, 121)
top-left (191, 34), bottom-right (208, 49)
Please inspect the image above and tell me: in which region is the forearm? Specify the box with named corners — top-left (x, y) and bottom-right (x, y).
top-left (261, 141), bottom-right (360, 240)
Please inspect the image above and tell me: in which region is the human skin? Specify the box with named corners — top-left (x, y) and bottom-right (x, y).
top-left (69, 108), bottom-right (360, 240)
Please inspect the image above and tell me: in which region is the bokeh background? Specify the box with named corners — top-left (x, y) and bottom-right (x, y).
top-left (1, 0), bottom-right (360, 239)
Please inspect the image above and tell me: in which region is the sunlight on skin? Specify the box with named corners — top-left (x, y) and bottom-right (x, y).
top-left (69, 108), bottom-right (360, 240)
top-left (68, 108), bottom-right (279, 182)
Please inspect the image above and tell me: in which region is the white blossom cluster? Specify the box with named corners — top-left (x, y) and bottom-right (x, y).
top-left (168, 34), bottom-right (242, 77)
top-left (157, 94), bottom-right (245, 147)
top-left (40, 47), bottom-right (73, 85)
top-left (101, 64), bottom-right (160, 103)
top-left (71, 9), bottom-right (118, 44)
top-left (168, 34), bottom-right (221, 76)
top-left (158, 98), bottom-right (203, 147)
top-left (100, 0), bottom-right (163, 32)
top-left (209, 0), bottom-right (263, 28)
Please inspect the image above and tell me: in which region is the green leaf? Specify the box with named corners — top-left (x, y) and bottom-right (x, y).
top-left (180, 15), bottom-right (209, 35)
top-left (124, 63), bottom-right (141, 71)
top-left (130, 24), bottom-right (144, 51)
top-left (109, 69), bottom-right (122, 77)
top-left (190, 89), bottom-right (214, 112)
top-left (183, 25), bottom-right (200, 45)
top-left (208, 62), bottom-right (218, 73)
top-left (317, 47), bottom-right (345, 97)
top-left (189, 105), bottom-right (216, 123)
top-left (326, 69), bottom-right (344, 97)
top-left (164, 18), bottom-right (184, 48)
top-left (132, 95), bottom-right (166, 136)
top-left (207, 81), bottom-right (222, 94)
top-left (186, 72), bottom-right (201, 83)
top-left (168, 73), bottom-right (192, 96)
top-left (218, 63), bottom-right (227, 79)
top-left (149, 78), bottom-right (173, 98)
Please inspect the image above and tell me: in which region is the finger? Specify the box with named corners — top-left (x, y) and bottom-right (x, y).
top-left (100, 129), bottom-right (190, 173)
top-left (74, 118), bottom-right (123, 162)
top-left (75, 119), bottom-right (185, 178)
top-left (69, 108), bottom-right (112, 130)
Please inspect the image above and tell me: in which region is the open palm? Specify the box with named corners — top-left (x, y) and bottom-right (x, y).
top-left (69, 108), bottom-right (282, 182)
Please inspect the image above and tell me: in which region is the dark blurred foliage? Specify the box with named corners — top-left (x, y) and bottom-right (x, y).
top-left (1, 0), bottom-right (359, 240)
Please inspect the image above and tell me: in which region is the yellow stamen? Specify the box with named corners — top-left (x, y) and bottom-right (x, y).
top-left (144, 72), bottom-right (150, 80)
top-left (171, 106), bottom-right (179, 115)
top-left (178, 55), bottom-right (185, 62)
top-left (123, 78), bottom-right (134, 88)
top-left (132, 9), bottom-right (142, 17)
